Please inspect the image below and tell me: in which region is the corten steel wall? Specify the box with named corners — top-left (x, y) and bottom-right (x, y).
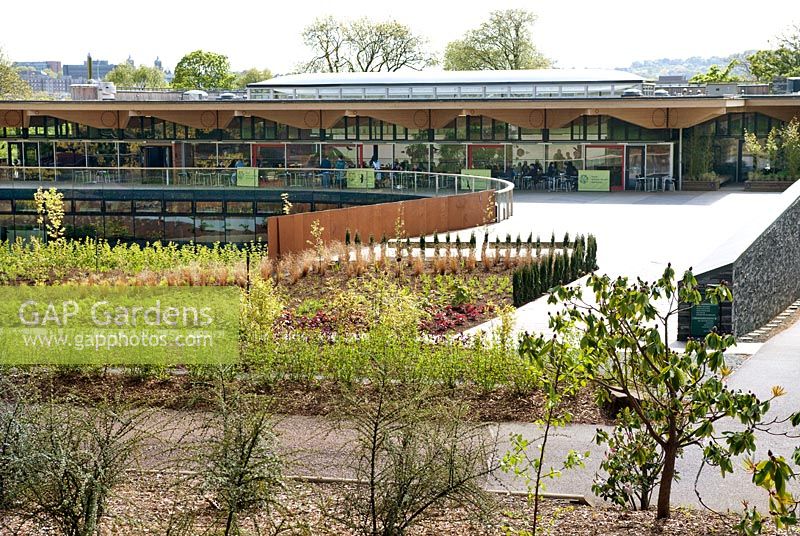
top-left (267, 191), bottom-right (494, 259)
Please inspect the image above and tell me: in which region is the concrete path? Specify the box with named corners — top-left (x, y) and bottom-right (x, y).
top-left (462, 189), bottom-right (783, 341)
top-left (262, 319), bottom-right (799, 513)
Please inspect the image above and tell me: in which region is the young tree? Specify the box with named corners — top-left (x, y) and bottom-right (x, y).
top-left (105, 63), bottom-right (167, 89)
top-left (689, 59), bottom-right (744, 83)
top-left (551, 265), bottom-right (773, 519)
top-left (501, 331), bottom-right (590, 535)
top-left (0, 49), bottom-right (32, 100)
top-left (443, 9), bottom-right (550, 71)
top-left (172, 50), bottom-right (236, 90)
top-left (747, 23), bottom-right (800, 81)
top-left (234, 67), bottom-right (272, 88)
top-left (300, 16), bottom-right (436, 73)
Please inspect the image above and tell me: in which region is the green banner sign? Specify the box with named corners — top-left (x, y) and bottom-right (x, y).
top-left (577, 169), bottom-right (610, 192)
top-left (346, 168), bottom-right (376, 189)
top-left (236, 167), bottom-right (258, 187)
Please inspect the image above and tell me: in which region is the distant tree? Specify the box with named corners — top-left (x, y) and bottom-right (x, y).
top-left (688, 59), bottom-right (744, 83)
top-left (299, 16), bottom-right (436, 72)
top-left (747, 23), bottom-right (800, 81)
top-left (234, 68), bottom-right (272, 88)
top-left (172, 50), bottom-right (236, 90)
top-left (443, 9), bottom-right (550, 71)
top-left (105, 62), bottom-right (167, 89)
top-left (0, 49), bottom-right (32, 99)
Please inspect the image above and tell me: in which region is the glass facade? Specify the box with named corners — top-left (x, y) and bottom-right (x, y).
top-left (10, 109), bottom-right (789, 243)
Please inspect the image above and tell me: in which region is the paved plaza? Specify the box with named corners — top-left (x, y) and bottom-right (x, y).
top-left (464, 188), bottom-right (784, 340)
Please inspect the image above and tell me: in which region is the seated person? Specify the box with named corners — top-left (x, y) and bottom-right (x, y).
top-left (547, 162), bottom-right (558, 177)
top-left (564, 161), bottom-right (578, 178)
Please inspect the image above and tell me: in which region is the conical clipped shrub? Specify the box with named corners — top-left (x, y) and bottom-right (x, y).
top-left (525, 263), bottom-right (536, 303)
top-left (565, 250), bottom-right (573, 281)
top-left (573, 235), bottom-right (585, 275)
top-left (511, 235), bottom-right (598, 308)
top-left (586, 234), bottom-right (598, 271)
top-left (419, 235), bottom-right (426, 254)
top-left (345, 228), bottom-right (351, 246)
top-left (563, 232), bottom-right (570, 250)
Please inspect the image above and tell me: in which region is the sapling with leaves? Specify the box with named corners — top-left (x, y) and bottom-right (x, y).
top-left (501, 325), bottom-right (590, 535)
top-left (550, 265), bottom-right (775, 519)
top-left (306, 219), bottom-right (325, 274)
top-left (592, 408), bottom-right (664, 511)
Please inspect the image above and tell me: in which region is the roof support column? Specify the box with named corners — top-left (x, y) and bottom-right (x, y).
top-left (678, 127), bottom-right (683, 191)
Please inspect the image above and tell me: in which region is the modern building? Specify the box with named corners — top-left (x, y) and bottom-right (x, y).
top-left (0, 69), bottom-right (798, 244)
top-left (16, 70), bottom-right (74, 96)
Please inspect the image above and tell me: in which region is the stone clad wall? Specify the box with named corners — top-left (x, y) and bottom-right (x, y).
top-left (732, 198), bottom-right (800, 335)
top-left (681, 186), bottom-right (800, 339)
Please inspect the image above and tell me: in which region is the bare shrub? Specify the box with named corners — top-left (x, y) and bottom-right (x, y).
top-left (196, 370), bottom-right (285, 536)
top-left (16, 396), bottom-right (151, 536)
top-left (332, 370), bottom-right (496, 536)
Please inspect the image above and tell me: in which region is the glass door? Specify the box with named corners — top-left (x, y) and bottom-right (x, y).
top-left (585, 145), bottom-right (625, 191)
top-left (626, 145), bottom-right (645, 190)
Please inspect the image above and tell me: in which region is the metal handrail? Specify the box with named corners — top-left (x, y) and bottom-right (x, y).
top-left (0, 166), bottom-right (515, 220)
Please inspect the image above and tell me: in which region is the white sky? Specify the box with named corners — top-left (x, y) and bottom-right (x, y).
top-left (2, 0), bottom-right (798, 74)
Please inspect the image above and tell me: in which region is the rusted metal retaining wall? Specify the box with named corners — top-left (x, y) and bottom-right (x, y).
top-left (267, 190), bottom-right (494, 259)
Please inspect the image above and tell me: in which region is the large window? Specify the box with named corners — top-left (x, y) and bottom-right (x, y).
top-left (395, 143), bottom-right (429, 171)
top-left (431, 144), bottom-right (465, 173)
top-left (645, 144), bottom-right (672, 177)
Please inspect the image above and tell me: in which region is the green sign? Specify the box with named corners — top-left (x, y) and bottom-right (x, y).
top-left (691, 301), bottom-right (720, 338)
top-left (577, 169), bottom-right (610, 192)
top-left (460, 169), bottom-right (491, 190)
top-left (236, 167), bottom-right (258, 187)
top-left (346, 168), bottom-right (376, 189)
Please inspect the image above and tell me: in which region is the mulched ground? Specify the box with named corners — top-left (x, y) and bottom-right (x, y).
top-left (8, 370), bottom-right (610, 426)
top-left (0, 475), bottom-right (776, 536)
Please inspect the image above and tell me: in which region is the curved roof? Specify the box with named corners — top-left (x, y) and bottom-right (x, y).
top-left (250, 69), bottom-right (645, 87)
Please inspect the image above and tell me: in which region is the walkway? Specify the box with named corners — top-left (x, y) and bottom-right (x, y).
top-left (264, 322), bottom-right (800, 512)
top-left (462, 189), bottom-right (784, 340)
